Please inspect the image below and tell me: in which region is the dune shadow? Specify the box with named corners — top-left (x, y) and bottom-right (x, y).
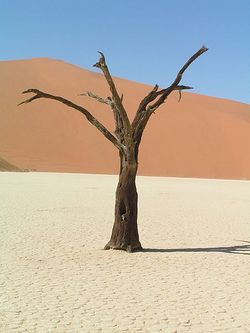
top-left (142, 240), bottom-right (250, 255)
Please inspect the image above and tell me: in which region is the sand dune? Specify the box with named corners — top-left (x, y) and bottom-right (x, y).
top-left (0, 156), bottom-right (20, 171)
top-left (1, 172), bottom-right (250, 332)
top-left (0, 58), bottom-right (250, 179)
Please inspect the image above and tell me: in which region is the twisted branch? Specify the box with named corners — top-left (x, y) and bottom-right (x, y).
top-left (132, 46), bottom-right (208, 143)
top-left (18, 89), bottom-right (124, 151)
top-left (93, 52), bottom-right (131, 137)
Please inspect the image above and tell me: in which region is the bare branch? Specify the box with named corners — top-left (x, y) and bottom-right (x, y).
top-left (151, 46), bottom-right (208, 110)
top-left (173, 85), bottom-right (193, 102)
top-left (137, 84), bottom-right (159, 112)
top-left (79, 91), bottom-right (109, 105)
top-left (17, 89), bottom-right (43, 106)
top-left (172, 46), bottom-right (208, 87)
top-left (105, 97), bottom-right (125, 141)
top-left (132, 46), bottom-right (208, 143)
top-left (131, 84), bottom-right (159, 134)
top-left (18, 89), bottom-right (124, 151)
top-left (93, 52), bottom-right (131, 136)
top-left (79, 89), bottom-right (126, 141)
top-left (79, 91), bottom-right (125, 139)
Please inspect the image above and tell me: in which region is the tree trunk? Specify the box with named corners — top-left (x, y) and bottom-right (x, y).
top-left (104, 152), bottom-right (142, 252)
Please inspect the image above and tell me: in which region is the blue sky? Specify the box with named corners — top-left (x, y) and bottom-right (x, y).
top-left (1, 0), bottom-right (250, 104)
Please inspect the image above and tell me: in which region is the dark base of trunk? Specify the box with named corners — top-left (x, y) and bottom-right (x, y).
top-left (104, 241), bottom-right (143, 253)
top-left (106, 155), bottom-right (141, 253)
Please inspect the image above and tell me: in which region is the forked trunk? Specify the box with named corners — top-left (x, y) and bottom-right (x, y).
top-left (104, 153), bottom-right (142, 252)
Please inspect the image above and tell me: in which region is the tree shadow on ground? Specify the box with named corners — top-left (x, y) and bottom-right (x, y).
top-left (142, 240), bottom-right (250, 255)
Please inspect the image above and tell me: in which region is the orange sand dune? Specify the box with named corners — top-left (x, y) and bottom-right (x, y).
top-left (0, 156), bottom-right (20, 171)
top-left (0, 58), bottom-right (250, 179)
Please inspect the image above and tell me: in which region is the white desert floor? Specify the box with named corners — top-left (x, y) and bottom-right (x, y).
top-left (0, 172), bottom-right (250, 333)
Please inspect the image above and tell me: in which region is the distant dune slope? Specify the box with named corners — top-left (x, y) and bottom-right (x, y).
top-left (0, 156), bottom-right (20, 171)
top-left (0, 58), bottom-right (250, 179)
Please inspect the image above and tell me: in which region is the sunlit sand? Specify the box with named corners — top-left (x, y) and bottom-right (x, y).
top-left (1, 172), bottom-right (250, 332)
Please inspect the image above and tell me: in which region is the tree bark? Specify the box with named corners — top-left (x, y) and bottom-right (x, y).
top-left (104, 151), bottom-right (142, 252)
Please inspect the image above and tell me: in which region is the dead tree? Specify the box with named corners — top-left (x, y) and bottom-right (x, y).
top-left (19, 46), bottom-right (208, 252)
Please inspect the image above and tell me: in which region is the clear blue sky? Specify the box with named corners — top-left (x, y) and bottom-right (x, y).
top-left (1, 0), bottom-right (250, 104)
